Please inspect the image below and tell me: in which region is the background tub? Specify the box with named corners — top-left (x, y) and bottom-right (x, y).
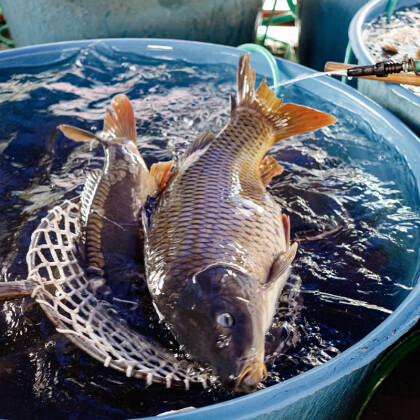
top-left (0, 39), bottom-right (419, 419)
top-left (296, 0), bottom-right (369, 71)
top-left (349, 0), bottom-right (420, 134)
top-left (0, 0), bottom-right (263, 47)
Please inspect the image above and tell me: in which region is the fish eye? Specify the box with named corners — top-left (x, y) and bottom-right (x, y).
top-left (217, 312), bottom-right (234, 328)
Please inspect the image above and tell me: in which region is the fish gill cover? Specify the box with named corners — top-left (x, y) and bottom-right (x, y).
top-left (0, 42), bottom-right (419, 418)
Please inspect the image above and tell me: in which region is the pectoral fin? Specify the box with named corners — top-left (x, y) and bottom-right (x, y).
top-left (260, 155), bottom-right (284, 187)
top-left (150, 160), bottom-right (174, 190)
top-left (265, 242), bottom-right (298, 286)
top-left (282, 213), bottom-right (291, 248)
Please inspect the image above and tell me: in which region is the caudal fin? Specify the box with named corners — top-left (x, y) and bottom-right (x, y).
top-left (234, 53), bottom-right (337, 145)
top-left (59, 94), bottom-right (137, 145)
top-left (103, 94), bottom-right (137, 142)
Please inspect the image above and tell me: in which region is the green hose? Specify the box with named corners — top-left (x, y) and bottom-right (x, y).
top-left (259, 0), bottom-right (296, 63)
top-left (352, 327), bottom-right (420, 420)
top-left (261, 0), bottom-right (296, 28)
top-left (0, 2), bottom-right (14, 47)
top-left (261, 0), bottom-right (278, 46)
top-left (237, 43), bottom-right (282, 96)
top-left (262, 12), bottom-right (295, 26)
top-left (386, 0), bottom-right (399, 23)
top-left (409, 60), bottom-right (420, 73)
top-left (0, 24), bottom-right (14, 47)
top-left (286, 0), bottom-right (296, 16)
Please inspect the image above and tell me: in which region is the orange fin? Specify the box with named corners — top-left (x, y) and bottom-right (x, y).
top-left (60, 94), bottom-right (137, 145)
top-left (103, 94), bottom-right (137, 142)
top-left (150, 160), bottom-right (174, 190)
top-left (234, 52), bottom-right (337, 146)
top-left (264, 214), bottom-right (297, 285)
top-left (58, 124), bottom-right (99, 142)
top-left (268, 242), bottom-right (298, 284)
top-left (265, 241), bottom-right (297, 286)
top-left (260, 155), bottom-right (284, 187)
top-left (282, 214), bottom-right (291, 248)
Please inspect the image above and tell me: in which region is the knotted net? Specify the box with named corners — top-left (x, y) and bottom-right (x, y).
top-left (26, 199), bottom-right (210, 389)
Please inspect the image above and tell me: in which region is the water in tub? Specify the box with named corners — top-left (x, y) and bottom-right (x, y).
top-left (0, 43), bottom-right (419, 418)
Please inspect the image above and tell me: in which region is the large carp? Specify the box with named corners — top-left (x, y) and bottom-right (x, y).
top-left (144, 53), bottom-right (337, 393)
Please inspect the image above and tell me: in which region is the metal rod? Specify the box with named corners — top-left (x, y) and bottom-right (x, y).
top-left (324, 62), bottom-right (420, 86)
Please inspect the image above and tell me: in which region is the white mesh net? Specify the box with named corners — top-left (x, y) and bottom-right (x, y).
top-left (26, 200), bottom-right (210, 389)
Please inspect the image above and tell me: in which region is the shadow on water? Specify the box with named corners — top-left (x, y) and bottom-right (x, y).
top-left (0, 43), bottom-right (419, 418)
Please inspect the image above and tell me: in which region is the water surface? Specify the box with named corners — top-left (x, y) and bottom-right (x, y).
top-left (0, 43), bottom-right (419, 418)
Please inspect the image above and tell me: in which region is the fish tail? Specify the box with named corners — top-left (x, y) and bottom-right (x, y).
top-left (103, 94), bottom-right (137, 143)
top-left (59, 94), bottom-right (137, 145)
top-left (234, 52), bottom-right (337, 146)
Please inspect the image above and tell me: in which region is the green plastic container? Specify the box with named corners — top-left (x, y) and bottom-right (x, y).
top-left (1, 0), bottom-right (263, 47)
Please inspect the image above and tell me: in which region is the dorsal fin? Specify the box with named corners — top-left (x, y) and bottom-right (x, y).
top-left (150, 160), bottom-right (174, 190)
top-left (179, 132), bottom-right (216, 170)
top-left (260, 155), bottom-right (284, 187)
top-left (103, 94), bottom-right (137, 142)
top-left (184, 132), bottom-right (215, 157)
top-left (234, 53), bottom-right (337, 146)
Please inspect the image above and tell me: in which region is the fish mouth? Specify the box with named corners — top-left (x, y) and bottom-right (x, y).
top-left (234, 361), bottom-right (268, 393)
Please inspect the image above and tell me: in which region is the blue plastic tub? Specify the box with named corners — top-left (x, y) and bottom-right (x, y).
top-left (0, 39), bottom-right (419, 419)
top-left (1, 0), bottom-right (263, 47)
top-left (349, 0), bottom-right (420, 134)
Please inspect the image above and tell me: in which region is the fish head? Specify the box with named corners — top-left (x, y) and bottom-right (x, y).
top-left (167, 264), bottom-right (268, 393)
